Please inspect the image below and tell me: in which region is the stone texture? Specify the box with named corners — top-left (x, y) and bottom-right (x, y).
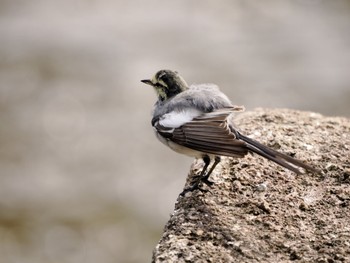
top-left (152, 108), bottom-right (350, 263)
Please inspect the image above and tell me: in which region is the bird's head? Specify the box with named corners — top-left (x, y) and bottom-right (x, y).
top-left (141, 70), bottom-right (188, 101)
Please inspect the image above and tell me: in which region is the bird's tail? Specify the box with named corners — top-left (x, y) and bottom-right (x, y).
top-left (237, 132), bottom-right (319, 174)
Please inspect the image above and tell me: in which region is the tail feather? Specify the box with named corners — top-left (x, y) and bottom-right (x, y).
top-left (237, 132), bottom-right (319, 174)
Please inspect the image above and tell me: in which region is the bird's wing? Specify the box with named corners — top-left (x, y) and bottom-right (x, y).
top-left (154, 107), bottom-right (319, 174)
top-left (154, 108), bottom-right (248, 157)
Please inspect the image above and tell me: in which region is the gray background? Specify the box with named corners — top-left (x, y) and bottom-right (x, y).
top-left (1, 0), bottom-right (349, 262)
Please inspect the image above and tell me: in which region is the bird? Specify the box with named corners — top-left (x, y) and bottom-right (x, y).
top-left (141, 69), bottom-right (318, 194)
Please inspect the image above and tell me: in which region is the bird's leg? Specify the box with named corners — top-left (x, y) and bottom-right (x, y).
top-left (180, 156), bottom-right (221, 196)
top-left (192, 155), bottom-right (211, 180)
top-left (180, 156), bottom-right (210, 195)
top-left (201, 156), bottom-right (221, 186)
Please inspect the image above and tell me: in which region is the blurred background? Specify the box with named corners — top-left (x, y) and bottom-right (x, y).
top-left (0, 0), bottom-right (349, 262)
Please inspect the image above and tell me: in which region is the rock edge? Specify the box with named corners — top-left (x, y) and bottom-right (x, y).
top-left (152, 108), bottom-right (350, 263)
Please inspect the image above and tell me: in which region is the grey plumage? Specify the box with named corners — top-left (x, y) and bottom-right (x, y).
top-left (153, 84), bottom-right (234, 119)
top-left (142, 70), bottom-right (319, 194)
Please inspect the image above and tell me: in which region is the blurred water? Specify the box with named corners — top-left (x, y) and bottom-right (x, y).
top-left (0, 0), bottom-right (349, 262)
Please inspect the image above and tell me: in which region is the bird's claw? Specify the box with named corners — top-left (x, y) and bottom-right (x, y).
top-left (180, 176), bottom-right (214, 196)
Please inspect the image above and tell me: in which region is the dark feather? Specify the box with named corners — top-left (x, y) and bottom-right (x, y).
top-left (236, 132), bottom-right (319, 174)
top-left (168, 110), bottom-right (248, 157)
top-left (154, 109), bottom-right (318, 174)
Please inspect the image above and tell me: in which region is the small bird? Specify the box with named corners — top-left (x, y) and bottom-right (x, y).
top-left (142, 70), bottom-right (318, 194)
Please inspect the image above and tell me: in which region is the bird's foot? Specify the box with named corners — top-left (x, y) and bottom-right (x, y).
top-left (201, 175), bottom-right (214, 187)
top-left (180, 175), bottom-right (214, 196)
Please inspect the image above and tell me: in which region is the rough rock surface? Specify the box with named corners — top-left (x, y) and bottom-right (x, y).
top-left (152, 108), bottom-right (350, 263)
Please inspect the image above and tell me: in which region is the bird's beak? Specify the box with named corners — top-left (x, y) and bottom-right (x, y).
top-left (141, 79), bottom-right (153, 86)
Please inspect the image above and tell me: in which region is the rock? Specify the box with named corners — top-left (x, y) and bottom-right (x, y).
top-left (152, 108), bottom-right (350, 263)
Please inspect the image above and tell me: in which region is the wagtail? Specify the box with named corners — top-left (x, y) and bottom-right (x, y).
top-left (142, 70), bottom-right (318, 193)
